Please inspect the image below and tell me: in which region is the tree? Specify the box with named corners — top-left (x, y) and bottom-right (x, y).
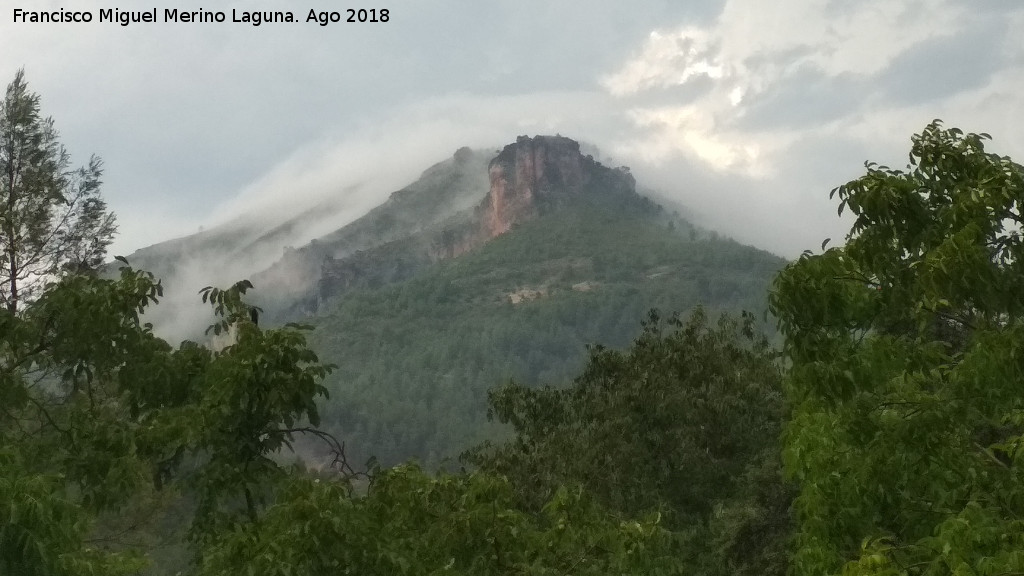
top-left (0, 265), bottom-right (174, 575)
top-left (0, 264), bottom-right (692, 574)
top-left (771, 121), bottom-right (1024, 575)
top-left (465, 307), bottom-right (791, 576)
top-left (0, 266), bottom-right (338, 574)
top-left (199, 465), bottom-right (683, 576)
top-left (0, 68), bottom-right (115, 314)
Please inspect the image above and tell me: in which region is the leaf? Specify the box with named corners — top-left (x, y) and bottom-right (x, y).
top-left (775, 120), bottom-right (1024, 576)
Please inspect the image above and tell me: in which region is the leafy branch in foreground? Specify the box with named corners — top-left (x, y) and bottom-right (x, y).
top-left (199, 464), bottom-right (681, 576)
top-left (772, 121), bottom-right (1024, 576)
top-left (0, 264), bottom-right (346, 573)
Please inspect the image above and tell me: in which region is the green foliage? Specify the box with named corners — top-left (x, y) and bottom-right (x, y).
top-left (0, 448), bottom-right (145, 576)
top-left (1, 266), bottom-right (176, 573)
top-left (0, 263), bottom-right (336, 574)
top-left (187, 283), bottom-right (333, 547)
top-left (4, 83), bottom-right (801, 574)
top-left (199, 465), bottom-right (683, 576)
top-left (466, 307), bottom-right (792, 576)
top-left (467, 308), bottom-right (779, 520)
top-left (312, 199), bottom-right (785, 467)
top-left (771, 121), bottom-right (1024, 575)
top-left (0, 69), bottom-right (116, 313)
top-left (3, 257), bottom-right (713, 576)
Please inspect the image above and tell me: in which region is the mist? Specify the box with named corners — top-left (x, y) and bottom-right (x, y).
top-left (128, 96), bottom-right (1024, 343)
top-left (2, 0), bottom-right (1017, 297)
top-left (88, 0), bottom-right (1022, 343)
top-left (127, 109), bottom-right (548, 342)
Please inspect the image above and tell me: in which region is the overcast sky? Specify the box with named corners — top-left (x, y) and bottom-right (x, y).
top-left (3, 0), bottom-right (1023, 258)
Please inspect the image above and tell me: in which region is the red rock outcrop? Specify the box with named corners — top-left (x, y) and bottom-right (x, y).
top-left (481, 135), bottom-right (588, 237)
top-left (428, 135), bottom-right (637, 260)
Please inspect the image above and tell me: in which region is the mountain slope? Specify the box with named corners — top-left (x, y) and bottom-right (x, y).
top-left (299, 137), bottom-right (786, 467)
top-left (252, 147), bottom-right (492, 321)
top-left (119, 135), bottom-right (787, 468)
top-left (257, 136), bottom-right (644, 322)
top-left (117, 147), bottom-right (493, 338)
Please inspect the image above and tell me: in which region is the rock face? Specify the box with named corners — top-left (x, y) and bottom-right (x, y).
top-left (481, 135), bottom-right (626, 237)
top-left (429, 135), bottom-right (636, 259)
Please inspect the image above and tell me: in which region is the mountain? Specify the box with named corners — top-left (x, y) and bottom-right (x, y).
top-left (250, 146), bottom-right (494, 322)
top-left (252, 136), bottom-right (646, 322)
top-left (118, 146), bottom-right (493, 338)
top-left (120, 135), bottom-right (787, 467)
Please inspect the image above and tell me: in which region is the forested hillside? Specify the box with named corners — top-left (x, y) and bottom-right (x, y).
top-left (112, 147), bottom-right (493, 340)
top-left (311, 194), bottom-right (784, 466)
top-left (116, 133), bottom-right (788, 467)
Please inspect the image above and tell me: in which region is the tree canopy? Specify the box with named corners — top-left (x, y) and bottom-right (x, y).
top-left (0, 69), bottom-right (116, 314)
top-left (771, 121), bottom-right (1024, 575)
top-left (466, 308), bottom-right (792, 576)
top-left (0, 261), bottom-right (691, 574)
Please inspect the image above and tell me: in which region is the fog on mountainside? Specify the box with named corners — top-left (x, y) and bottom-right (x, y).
top-left (274, 134), bottom-right (785, 467)
top-left (122, 136), bottom-right (767, 343)
top-left (121, 147), bottom-right (494, 342)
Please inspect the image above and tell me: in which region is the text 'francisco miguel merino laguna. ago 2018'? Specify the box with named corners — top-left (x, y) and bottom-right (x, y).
top-left (11, 8), bottom-right (390, 26)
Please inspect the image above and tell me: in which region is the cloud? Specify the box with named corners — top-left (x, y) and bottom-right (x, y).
top-left (4, 0), bottom-right (1023, 265)
top-left (602, 28), bottom-right (723, 97)
top-left (875, 19), bottom-right (1009, 106)
top-left (734, 66), bottom-right (865, 130)
top-left (601, 0), bottom-right (983, 157)
top-left (110, 89), bottom-right (622, 254)
top-left (621, 105), bottom-right (768, 173)
top-left (595, 0), bottom-right (1024, 255)
top-left (116, 88), bottom-right (632, 342)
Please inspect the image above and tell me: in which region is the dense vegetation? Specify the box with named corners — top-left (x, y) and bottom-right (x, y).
top-left (0, 68), bottom-right (116, 313)
top-left (4, 69), bottom-right (1022, 576)
top-left (772, 121), bottom-right (1024, 575)
top-left (311, 197), bottom-right (784, 466)
top-left (0, 265), bottom-right (782, 575)
top-left (465, 307), bottom-right (792, 576)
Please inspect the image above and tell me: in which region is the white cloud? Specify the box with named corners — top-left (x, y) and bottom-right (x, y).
top-left (110, 90), bottom-right (620, 255)
top-left (593, 0), bottom-right (1024, 256)
top-left (4, 0), bottom-right (1023, 262)
top-left (601, 0), bottom-right (981, 174)
top-left (602, 28), bottom-right (722, 97)
top-left (622, 105), bottom-right (767, 173)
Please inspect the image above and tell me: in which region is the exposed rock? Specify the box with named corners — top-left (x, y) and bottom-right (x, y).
top-left (433, 135), bottom-right (638, 260)
top-left (480, 135), bottom-right (630, 238)
top-left (508, 287), bottom-right (547, 305)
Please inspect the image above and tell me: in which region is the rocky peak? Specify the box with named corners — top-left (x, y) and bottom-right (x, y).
top-left (428, 135), bottom-right (637, 260)
top-left (482, 135), bottom-right (598, 237)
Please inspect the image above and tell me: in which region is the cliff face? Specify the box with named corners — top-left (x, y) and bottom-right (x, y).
top-left (481, 135), bottom-right (623, 237)
top-left (429, 135), bottom-right (636, 260)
